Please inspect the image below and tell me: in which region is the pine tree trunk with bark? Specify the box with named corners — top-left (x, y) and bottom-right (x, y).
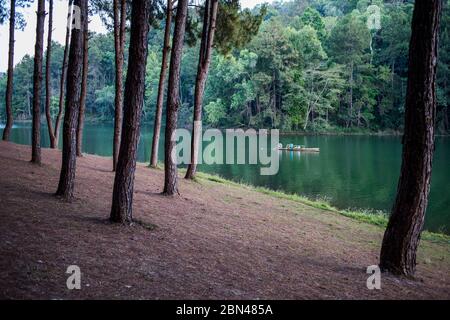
top-left (163, 0), bottom-right (188, 195)
top-left (112, 0), bottom-right (127, 171)
top-left (185, 0), bottom-right (219, 180)
top-left (110, 0), bottom-right (150, 224)
top-left (150, 0), bottom-right (173, 168)
top-left (77, 11), bottom-right (89, 157)
top-left (45, 0), bottom-right (57, 149)
top-left (380, 0), bottom-right (442, 276)
top-left (55, 0), bottom-right (74, 147)
top-left (55, 0), bottom-right (86, 201)
top-left (444, 105), bottom-right (449, 132)
top-left (3, 0), bottom-right (15, 141)
top-left (31, 0), bottom-right (46, 164)
top-left (348, 60), bottom-right (354, 128)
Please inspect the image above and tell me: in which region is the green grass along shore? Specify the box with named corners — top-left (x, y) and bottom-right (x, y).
top-left (183, 170), bottom-right (450, 245)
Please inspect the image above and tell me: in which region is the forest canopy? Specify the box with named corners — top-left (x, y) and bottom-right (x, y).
top-left (0, 0), bottom-right (449, 134)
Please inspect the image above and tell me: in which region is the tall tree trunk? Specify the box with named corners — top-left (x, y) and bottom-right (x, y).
top-left (27, 91), bottom-right (31, 118)
top-left (55, 0), bottom-right (86, 200)
top-left (110, 0), bottom-right (150, 223)
top-left (272, 70), bottom-right (276, 127)
top-left (45, 0), bottom-right (57, 148)
top-left (380, 0), bottom-right (442, 276)
top-left (77, 11), bottom-right (89, 157)
top-left (112, 0), bottom-right (127, 171)
top-left (31, 0), bottom-right (46, 164)
top-left (163, 0), bottom-right (188, 195)
top-left (55, 0), bottom-right (74, 147)
top-left (303, 78), bottom-right (314, 131)
top-left (3, 0), bottom-right (15, 141)
top-left (348, 60), bottom-right (354, 128)
top-left (444, 80), bottom-right (449, 132)
top-left (391, 59), bottom-right (395, 90)
top-left (150, 0), bottom-right (173, 168)
top-left (185, 0), bottom-right (218, 179)
top-left (444, 105), bottom-right (449, 132)
top-left (357, 107), bottom-right (361, 127)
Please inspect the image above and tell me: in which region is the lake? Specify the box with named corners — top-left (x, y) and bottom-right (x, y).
top-left (3, 121), bottom-right (449, 234)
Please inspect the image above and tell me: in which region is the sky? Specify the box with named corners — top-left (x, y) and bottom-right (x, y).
top-left (0, 0), bottom-right (270, 72)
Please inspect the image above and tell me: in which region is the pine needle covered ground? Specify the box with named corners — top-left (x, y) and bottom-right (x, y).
top-left (0, 141), bottom-right (449, 299)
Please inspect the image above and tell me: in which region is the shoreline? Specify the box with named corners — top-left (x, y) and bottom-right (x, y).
top-left (1, 132), bottom-right (449, 239)
top-left (4, 120), bottom-right (450, 137)
top-left (190, 170), bottom-right (450, 243)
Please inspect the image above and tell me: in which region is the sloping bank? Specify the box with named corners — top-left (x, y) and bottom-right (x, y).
top-left (190, 170), bottom-right (450, 245)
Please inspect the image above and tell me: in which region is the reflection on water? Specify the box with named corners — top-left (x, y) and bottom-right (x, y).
top-left (3, 121), bottom-right (450, 234)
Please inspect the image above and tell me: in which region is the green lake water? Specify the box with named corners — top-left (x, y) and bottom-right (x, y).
top-left (3, 122), bottom-right (449, 234)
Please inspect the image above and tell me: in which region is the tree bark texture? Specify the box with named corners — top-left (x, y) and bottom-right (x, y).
top-left (185, 0), bottom-right (219, 179)
top-left (3, 0), bottom-right (15, 141)
top-left (150, 0), bottom-right (173, 168)
top-left (45, 0), bottom-right (57, 148)
top-left (55, 0), bottom-right (74, 147)
top-left (112, 0), bottom-right (127, 171)
top-left (55, 0), bottom-right (86, 200)
top-left (163, 0), bottom-right (188, 195)
top-left (380, 0), bottom-right (442, 276)
top-left (110, 0), bottom-right (150, 223)
top-left (31, 0), bottom-right (46, 164)
top-left (77, 10), bottom-right (89, 157)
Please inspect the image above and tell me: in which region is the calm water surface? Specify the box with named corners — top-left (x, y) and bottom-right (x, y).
top-left (3, 122), bottom-right (449, 234)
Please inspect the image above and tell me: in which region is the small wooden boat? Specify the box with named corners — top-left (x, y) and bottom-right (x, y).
top-left (277, 144), bottom-right (320, 152)
top-left (278, 147), bottom-right (320, 152)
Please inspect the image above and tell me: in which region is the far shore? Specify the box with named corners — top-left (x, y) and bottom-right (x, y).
top-left (4, 119), bottom-right (450, 137)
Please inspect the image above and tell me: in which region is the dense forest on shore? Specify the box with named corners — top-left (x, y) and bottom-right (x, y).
top-left (1, 0), bottom-right (449, 133)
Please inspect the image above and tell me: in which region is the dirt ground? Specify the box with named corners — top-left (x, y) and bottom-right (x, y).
top-left (0, 141), bottom-right (449, 299)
